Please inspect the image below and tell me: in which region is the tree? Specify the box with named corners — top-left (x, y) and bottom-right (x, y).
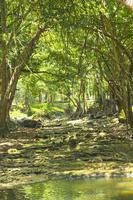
top-left (0, 0), bottom-right (49, 134)
top-left (97, 0), bottom-right (133, 127)
top-left (0, 0), bottom-right (79, 134)
top-left (1, 0), bottom-right (133, 134)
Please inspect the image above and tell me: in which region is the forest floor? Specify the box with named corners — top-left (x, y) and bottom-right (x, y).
top-left (0, 116), bottom-right (133, 188)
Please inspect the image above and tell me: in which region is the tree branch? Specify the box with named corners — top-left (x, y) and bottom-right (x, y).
top-left (4, 26), bottom-right (48, 105)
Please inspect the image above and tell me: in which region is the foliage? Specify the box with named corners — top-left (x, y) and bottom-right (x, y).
top-left (0, 0), bottom-right (133, 130)
top-left (31, 103), bottom-right (65, 118)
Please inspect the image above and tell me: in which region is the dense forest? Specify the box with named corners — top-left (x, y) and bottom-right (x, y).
top-left (0, 0), bottom-right (133, 197)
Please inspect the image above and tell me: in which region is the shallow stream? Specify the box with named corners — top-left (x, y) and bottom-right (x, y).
top-left (0, 178), bottom-right (133, 200)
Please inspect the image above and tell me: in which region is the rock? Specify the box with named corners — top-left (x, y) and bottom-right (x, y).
top-left (20, 119), bottom-right (42, 128)
top-left (99, 132), bottom-right (107, 138)
top-left (8, 119), bottom-right (18, 130)
top-left (119, 118), bottom-right (127, 124)
top-left (85, 133), bottom-right (92, 138)
top-left (68, 137), bottom-right (78, 149)
top-left (0, 142), bottom-right (23, 150)
top-left (8, 148), bottom-right (21, 154)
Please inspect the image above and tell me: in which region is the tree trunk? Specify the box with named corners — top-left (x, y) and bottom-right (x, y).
top-left (82, 80), bottom-right (88, 114)
top-left (127, 83), bottom-right (133, 128)
top-left (0, 103), bottom-right (9, 135)
top-left (0, 27), bottom-right (47, 135)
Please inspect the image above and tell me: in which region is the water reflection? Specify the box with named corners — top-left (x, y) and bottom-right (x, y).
top-left (0, 178), bottom-right (133, 200)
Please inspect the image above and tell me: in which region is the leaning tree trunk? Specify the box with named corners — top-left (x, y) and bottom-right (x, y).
top-left (0, 27), bottom-right (47, 135)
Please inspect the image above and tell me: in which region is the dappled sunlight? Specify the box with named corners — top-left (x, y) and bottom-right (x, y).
top-left (0, 116), bottom-right (133, 190)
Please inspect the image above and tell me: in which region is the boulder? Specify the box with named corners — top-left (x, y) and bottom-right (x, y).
top-left (20, 119), bottom-right (42, 128)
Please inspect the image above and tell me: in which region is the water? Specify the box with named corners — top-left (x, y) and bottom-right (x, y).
top-left (0, 178), bottom-right (133, 200)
